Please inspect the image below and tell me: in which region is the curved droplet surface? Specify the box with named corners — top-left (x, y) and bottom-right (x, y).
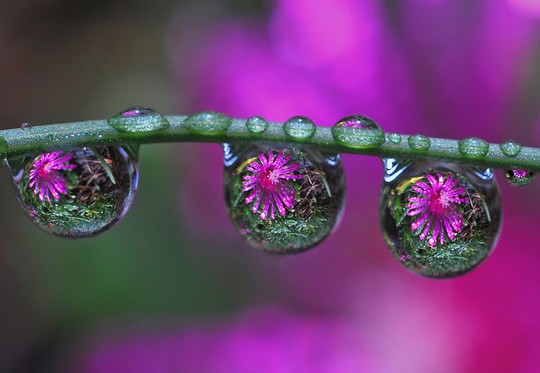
top-left (408, 134), bottom-right (431, 151)
top-left (283, 116), bottom-right (316, 139)
top-left (184, 111), bottom-right (232, 135)
top-left (108, 106), bottom-right (170, 132)
top-left (388, 133), bottom-right (402, 144)
top-left (246, 116), bottom-right (268, 133)
top-left (380, 160), bottom-right (501, 278)
top-left (8, 145), bottom-right (139, 237)
top-left (458, 137), bottom-right (489, 158)
top-left (499, 140), bottom-right (521, 157)
top-left (223, 144), bottom-right (346, 254)
top-left (505, 169), bottom-right (534, 186)
top-left (331, 115), bottom-right (385, 149)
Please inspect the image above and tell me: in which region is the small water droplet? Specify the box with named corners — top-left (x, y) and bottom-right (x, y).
top-left (184, 111), bottom-right (232, 135)
top-left (380, 160), bottom-right (501, 278)
top-left (245, 116), bottom-right (268, 133)
top-left (499, 140), bottom-right (521, 157)
top-left (388, 133), bottom-right (402, 144)
top-left (21, 122), bottom-right (31, 130)
top-left (7, 146), bottom-right (139, 237)
top-left (331, 115), bottom-right (385, 149)
top-left (108, 106), bottom-right (170, 133)
top-left (505, 169), bottom-right (534, 186)
top-left (223, 145), bottom-right (346, 253)
top-left (458, 137), bottom-right (489, 158)
top-left (283, 116), bottom-right (316, 139)
top-left (408, 134), bottom-right (431, 151)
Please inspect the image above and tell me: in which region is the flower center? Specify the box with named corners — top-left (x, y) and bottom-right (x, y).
top-left (427, 189), bottom-right (449, 215)
top-left (259, 166), bottom-right (280, 192)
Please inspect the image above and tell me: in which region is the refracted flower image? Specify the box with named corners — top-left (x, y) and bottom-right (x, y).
top-left (380, 162), bottom-right (502, 278)
top-left (8, 146), bottom-right (139, 238)
top-left (223, 145), bottom-right (346, 254)
top-left (28, 151), bottom-right (76, 202)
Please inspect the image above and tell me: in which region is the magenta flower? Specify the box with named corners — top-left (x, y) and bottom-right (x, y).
top-left (407, 172), bottom-right (468, 247)
top-left (242, 151), bottom-right (302, 220)
top-left (28, 151), bottom-right (76, 202)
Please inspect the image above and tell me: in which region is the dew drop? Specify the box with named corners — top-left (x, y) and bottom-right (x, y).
top-left (283, 116), bottom-right (316, 139)
top-left (7, 145), bottom-right (139, 237)
top-left (108, 106), bottom-right (170, 133)
top-left (458, 137), bottom-right (489, 158)
top-left (499, 140), bottom-right (521, 157)
top-left (388, 133), bottom-right (402, 144)
top-left (223, 144), bottom-right (346, 253)
top-left (380, 160), bottom-right (501, 278)
top-left (505, 169), bottom-right (535, 186)
top-left (184, 111), bottom-right (232, 135)
top-left (246, 116), bottom-right (268, 133)
top-left (21, 122), bottom-right (32, 130)
top-left (331, 115), bottom-right (384, 149)
top-left (408, 134), bottom-right (431, 151)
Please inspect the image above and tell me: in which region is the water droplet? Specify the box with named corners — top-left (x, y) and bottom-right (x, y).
top-left (499, 140), bottom-right (521, 157)
top-left (331, 115), bottom-right (385, 149)
top-left (108, 106), bottom-right (170, 132)
top-left (21, 122), bottom-right (31, 130)
top-left (380, 160), bottom-right (501, 278)
top-left (283, 116), bottom-right (316, 139)
top-left (458, 137), bottom-right (489, 158)
top-left (388, 133), bottom-right (402, 144)
top-left (245, 116), bottom-right (268, 133)
top-left (505, 169), bottom-right (534, 186)
top-left (223, 145), bottom-right (346, 253)
top-left (7, 145), bottom-right (139, 237)
top-left (184, 111), bottom-right (232, 135)
top-left (408, 134), bottom-right (431, 151)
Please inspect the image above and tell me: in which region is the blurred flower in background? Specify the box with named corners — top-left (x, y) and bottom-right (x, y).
top-left (3, 0), bottom-right (540, 372)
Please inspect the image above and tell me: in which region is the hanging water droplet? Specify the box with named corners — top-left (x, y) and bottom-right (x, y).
top-left (458, 137), bottom-right (489, 159)
top-left (21, 122), bottom-right (32, 130)
top-left (499, 140), bottom-right (521, 157)
top-left (408, 134), bottom-right (431, 151)
top-left (388, 133), bottom-right (402, 144)
top-left (108, 106), bottom-right (170, 132)
top-left (380, 160), bottom-right (501, 278)
top-left (7, 145), bottom-right (139, 237)
top-left (331, 115), bottom-right (385, 149)
top-left (246, 116), bottom-right (268, 133)
top-left (505, 169), bottom-right (535, 186)
top-left (283, 116), bottom-right (316, 139)
top-left (184, 111), bottom-right (232, 135)
top-left (223, 144), bottom-right (346, 254)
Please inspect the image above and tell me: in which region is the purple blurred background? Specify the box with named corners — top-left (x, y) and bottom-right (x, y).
top-left (2, 0), bottom-right (540, 371)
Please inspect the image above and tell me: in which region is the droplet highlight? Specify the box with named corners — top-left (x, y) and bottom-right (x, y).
top-left (8, 146), bottom-right (139, 237)
top-left (331, 115), bottom-right (385, 149)
top-left (184, 111), bottom-right (232, 135)
top-left (505, 169), bottom-right (534, 186)
top-left (499, 140), bottom-right (521, 157)
top-left (380, 161), bottom-right (501, 278)
top-left (388, 133), bottom-right (402, 144)
top-left (408, 134), bottom-right (431, 151)
top-left (223, 145), bottom-right (346, 254)
top-left (283, 116), bottom-right (316, 139)
top-left (21, 122), bottom-right (32, 130)
top-left (108, 106), bottom-right (170, 132)
top-left (458, 137), bottom-right (489, 158)
top-left (245, 116), bottom-right (268, 133)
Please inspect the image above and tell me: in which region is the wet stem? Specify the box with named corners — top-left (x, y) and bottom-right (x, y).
top-left (1, 115), bottom-right (540, 172)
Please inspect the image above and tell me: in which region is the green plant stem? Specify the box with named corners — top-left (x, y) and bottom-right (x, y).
top-left (2, 116), bottom-right (540, 171)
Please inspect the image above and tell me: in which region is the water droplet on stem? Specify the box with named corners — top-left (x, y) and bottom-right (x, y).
top-left (458, 137), bottom-right (489, 158)
top-left (108, 106), bottom-right (170, 132)
top-left (283, 116), bottom-right (316, 139)
top-left (331, 115), bottom-right (385, 149)
top-left (246, 116), bottom-right (268, 133)
top-left (184, 111), bottom-right (232, 135)
top-left (499, 140), bottom-right (521, 157)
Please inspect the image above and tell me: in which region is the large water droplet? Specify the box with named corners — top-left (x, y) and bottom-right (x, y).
top-left (505, 169), bottom-right (535, 186)
top-left (223, 144), bottom-right (346, 253)
top-left (7, 145), bottom-right (139, 237)
top-left (283, 116), bottom-right (316, 139)
top-left (408, 134), bottom-right (431, 151)
top-left (499, 140), bottom-right (521, 157)
top-left (380, 160), bottom-right (501, 278)
top-left (246, 116), bottom-right (268, 133)
top-left (184, 111), bottom-right (232, 135)
top-left (331, 115), bottom-right (385, 149)
top-left (108, 106), bottom-right (170, 132)
top-left (458, 137), bottom-right (489, 159)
